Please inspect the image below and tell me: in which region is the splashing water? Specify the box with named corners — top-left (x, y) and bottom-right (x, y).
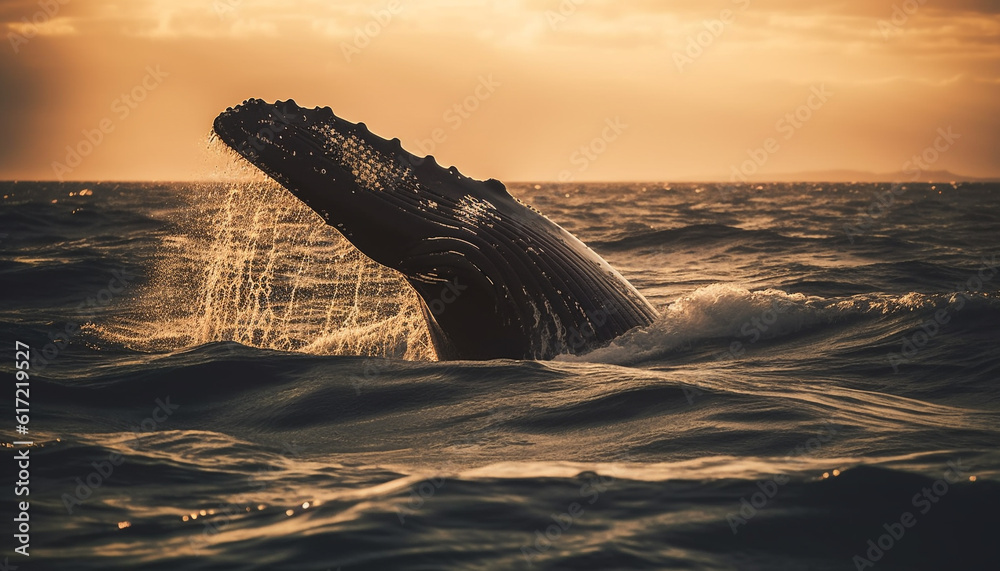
top-left (98, 146), bottom-right (434, 360)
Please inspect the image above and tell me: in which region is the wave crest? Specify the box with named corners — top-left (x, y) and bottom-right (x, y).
top-left (562, 283), bottom-right (997, 365)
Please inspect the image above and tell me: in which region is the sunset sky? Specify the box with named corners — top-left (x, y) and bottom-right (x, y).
top-left (1, 0), bottom-right (998, 182)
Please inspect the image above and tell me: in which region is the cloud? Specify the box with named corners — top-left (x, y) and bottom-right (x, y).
top-left (0, 0), bottom-right (997, 180)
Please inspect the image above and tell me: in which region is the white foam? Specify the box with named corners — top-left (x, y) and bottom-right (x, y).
top-left (559, 284), bottom-right (951, 365)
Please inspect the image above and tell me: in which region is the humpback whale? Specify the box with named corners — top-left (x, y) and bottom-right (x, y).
top-left (212, 99), bottom-right (658, 360)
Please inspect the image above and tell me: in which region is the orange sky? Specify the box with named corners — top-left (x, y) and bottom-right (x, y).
top-left (1, 0), bottom-right (998, 182)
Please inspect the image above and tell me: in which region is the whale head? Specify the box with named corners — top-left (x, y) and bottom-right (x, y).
top-left (213, 98), bottom-right (515, 269)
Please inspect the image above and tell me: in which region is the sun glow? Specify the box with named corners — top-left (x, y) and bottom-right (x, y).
top-left (1, 0), bottom-right (997, 182)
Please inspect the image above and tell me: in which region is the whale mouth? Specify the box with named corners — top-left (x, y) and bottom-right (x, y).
top-left (212, 99), bottom-right (437, 263)
top-left (213, 99), bottom-right (348, 189)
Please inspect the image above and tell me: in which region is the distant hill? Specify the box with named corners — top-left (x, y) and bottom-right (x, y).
top-left (737, 169), bottom-right (1000, 183)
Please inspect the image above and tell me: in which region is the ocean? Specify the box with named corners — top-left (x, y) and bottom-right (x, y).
top-left (1, 178), bottom-right (998, 570)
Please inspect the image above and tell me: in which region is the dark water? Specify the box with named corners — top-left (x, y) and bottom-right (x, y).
top-left (1, 180), bottom-right (999, 570)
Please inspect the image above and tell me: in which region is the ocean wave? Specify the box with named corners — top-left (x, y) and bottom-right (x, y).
top-left (562, 284), bottom-right (1000, 366)
top-left (590, 224), bottom-right (795, 251)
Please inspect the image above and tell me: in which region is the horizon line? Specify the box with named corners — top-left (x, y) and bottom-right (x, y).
top-left (2, 178), bottom-right (999, 185)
